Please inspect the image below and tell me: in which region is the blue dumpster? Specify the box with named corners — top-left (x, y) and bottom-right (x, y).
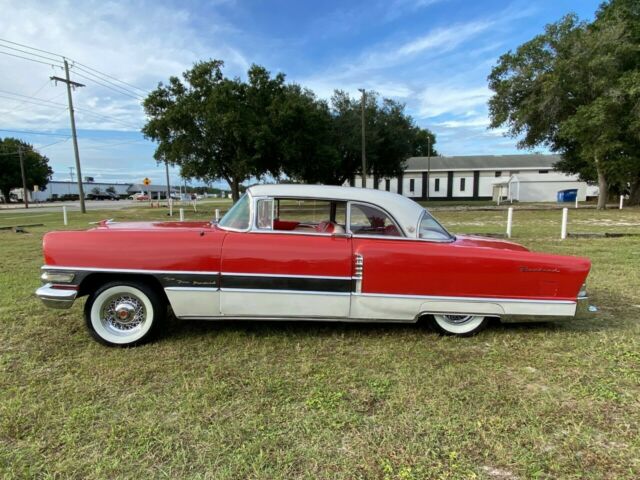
top-left (557, 189), bottom-right (578, 202)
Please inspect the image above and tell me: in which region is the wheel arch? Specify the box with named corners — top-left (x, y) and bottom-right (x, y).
top-left (78, 272), bottom-right (168, 304)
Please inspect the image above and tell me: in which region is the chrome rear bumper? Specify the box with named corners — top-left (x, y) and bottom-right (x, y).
top-left (500, 293), bottom-right (597, 323)
top-left (35, 284), bottom-right (77, 309)
top-left (575, 294), bottom-right (598, 319)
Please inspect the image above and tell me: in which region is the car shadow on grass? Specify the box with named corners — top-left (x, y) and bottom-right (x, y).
top-left (165, 309), bottom-right (620, 342)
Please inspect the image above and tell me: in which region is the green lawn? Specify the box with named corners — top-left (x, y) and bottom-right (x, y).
top-left (1, 204), bottom-right (639, 479)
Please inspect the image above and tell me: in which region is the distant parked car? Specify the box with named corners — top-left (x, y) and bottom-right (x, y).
top-left (129, 193), bottom-right (149, 201)
top-left (86, 192), bottom-right (119, 201)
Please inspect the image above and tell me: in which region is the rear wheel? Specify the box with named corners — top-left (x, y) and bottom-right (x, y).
top-left (84, 281), bottom-right (166, 347)
top-left (431, 314), bottom-right (489, 337)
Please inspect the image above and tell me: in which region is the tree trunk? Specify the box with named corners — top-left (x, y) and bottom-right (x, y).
top-left (228, 178), bottom-right (240, 203)
top-left (595, 155), bottom-right (607, 210)
top-left (628, 175), bottom-right (640, 206)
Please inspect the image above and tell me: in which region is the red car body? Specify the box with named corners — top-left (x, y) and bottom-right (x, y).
top-left (36, 184), bottom-right (595, 345)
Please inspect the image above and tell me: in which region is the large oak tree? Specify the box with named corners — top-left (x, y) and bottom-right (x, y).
top-left (143, 61), bottom-right (438, 199)
top-left (488, 0), bottom-right (640, 208)
top-left (143, 61), bottom-right (287, 201)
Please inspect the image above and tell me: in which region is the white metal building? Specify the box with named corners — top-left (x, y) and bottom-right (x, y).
top-left (24, 181), bottom-right (177, 202)
top-left (350, 154), bottom-right (593, 202)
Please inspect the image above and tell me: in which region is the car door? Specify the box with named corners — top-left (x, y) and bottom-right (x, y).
top-left (219, 197), bottom-right (353, 318)
top-left (347, 202), bottom-right (422, 321)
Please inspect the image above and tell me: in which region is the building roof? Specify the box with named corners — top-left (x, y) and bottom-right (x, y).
top-left (404, 154), bottom-right (561, 172)
top-left (246, 184), bottom-right (425, 237)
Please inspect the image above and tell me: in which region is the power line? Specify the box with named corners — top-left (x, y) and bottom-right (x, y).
top-left (0, 93), bottom-right (67, 109)
top-left (74, 110), bottom-right (142, 130)
top-left (0, 89), bottom-right (141, 129)
top-left (0, 128), bottom-right (71, 137)
top-left (0, 43), bottom-right (62, 64)
top-left (70, 70), bottom-right (144, 101)
top-left (0, 50), bottom-right (63, 68)
top-left (73, 61), bottom-right (149, 94)
top-left (73, 63), bottom-right (148, 98)
top-left (0, 38), bottom-right (149, 105)
top-left (0, 38), bottom-right (62, 60)
top-left (35, 137), bottom-right (72, 149)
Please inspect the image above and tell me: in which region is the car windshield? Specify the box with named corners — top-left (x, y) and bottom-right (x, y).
top-left (419, 210), bottom-right (453, 241)
top-left (218, 193), bottom-right (250, 230)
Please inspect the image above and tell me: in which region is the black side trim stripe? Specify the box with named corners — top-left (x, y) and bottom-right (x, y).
top-left (221, 275), bottom-right (353, 293)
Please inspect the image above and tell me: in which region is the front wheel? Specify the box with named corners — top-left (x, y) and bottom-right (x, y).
top-left (431, 314), bottom-right (489, 337)
top-left (84, 281), bottom-right (166, 347)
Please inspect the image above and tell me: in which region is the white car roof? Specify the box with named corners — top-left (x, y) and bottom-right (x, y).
top-left (246, 184), bottom-right (425, 236)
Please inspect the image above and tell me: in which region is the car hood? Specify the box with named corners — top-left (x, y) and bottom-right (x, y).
top-left (453, 234), bottom-right (529, 252)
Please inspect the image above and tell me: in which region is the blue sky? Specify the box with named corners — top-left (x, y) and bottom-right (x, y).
top-left (0, 0), bottom-right (602, 187)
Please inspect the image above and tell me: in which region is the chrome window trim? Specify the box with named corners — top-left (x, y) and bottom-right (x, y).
top-left (247, 195), bottom-right (348, 237)
top-left (253, 196), bottom-right (275, 231)
top-left (216, 192), bottom-right (253, 233)
top-left (42, 266), bottom-right (219, 275)
top-left (416, 209), bottom-right (456, 244)
top-left (244, 229), bottom-right (338, 238)
top-left (347, 201), bottom-right (407, 238)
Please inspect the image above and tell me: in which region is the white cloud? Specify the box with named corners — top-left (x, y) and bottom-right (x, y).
top-left (417, 85), bottom-right (492, 117)
top-left (0, 0), bottom-right (247, 134)
top-left (395, 21), bottom-right (491, 57)
top-left (435, 116), bottom-right (490, 128)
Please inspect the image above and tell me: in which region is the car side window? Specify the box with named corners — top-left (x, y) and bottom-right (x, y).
top-left (349, 203), bottom-right (402, 237)
top-left (255, 199), bottom-right (274, 230)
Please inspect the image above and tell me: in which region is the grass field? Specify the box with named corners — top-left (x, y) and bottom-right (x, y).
top-left (1, 203), bottom-right (639, 479)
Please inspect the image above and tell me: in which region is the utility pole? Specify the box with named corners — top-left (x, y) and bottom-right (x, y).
top-left (164, 160), bottom-right (171, 202)
top-left (51, 59), bottom-right (86, 213)
top-left (358, 88), bottom-right (367, 188)
top-left (68, 166), bottom-right (74, 194)
top-left (18, 146), bottom-right (28, 209)
top-left (426, 135), bottom-right (431, 201)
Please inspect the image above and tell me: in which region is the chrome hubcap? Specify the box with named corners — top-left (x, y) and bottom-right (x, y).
top-left (101, 294), bottom-right (146, 333)
top-left (442, 314), bottom-right (473, 325)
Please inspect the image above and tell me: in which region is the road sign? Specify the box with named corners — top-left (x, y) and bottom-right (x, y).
top-left (143, 177), bottom-right (151, 186)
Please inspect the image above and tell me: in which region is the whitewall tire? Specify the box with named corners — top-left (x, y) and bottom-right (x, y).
top-left (84, 281), bottom-right (166, 347)
top-left (431, 314), bottom-right (489, 337)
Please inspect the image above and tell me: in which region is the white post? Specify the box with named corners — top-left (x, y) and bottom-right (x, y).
top-left (192, 198), bottom-right (197, 212)
top-left (561, 207), bottom-right (568, 240)
top-left (62, 206), bottom-right (68, 226)
top-left (506, 207), bottom-right (513, 238)
top-left (168, 199), bottom-right (173, 217)
top-left (179, 208), bottom-right (184, 221)
top-left (215, 209), bottom-right (220, 221)
top-left (575, 196), bottom-right (578, 209)
top-left (619, 195), bottom-right (624, 210)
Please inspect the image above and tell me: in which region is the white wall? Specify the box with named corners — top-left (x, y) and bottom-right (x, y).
top-left (403, 174), bottom-right (421, 197)
top-left (518, 181), bottom-right (587, 202)
top-left (426, 173), bottom-right (447, 198)
top-left (452, 171), bottom-right (474, 197)
top-left (478, 171), bottom-right (497, 197)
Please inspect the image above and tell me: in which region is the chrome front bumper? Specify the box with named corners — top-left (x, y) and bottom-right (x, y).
top-left (35, 283), bottom-right (77, 309)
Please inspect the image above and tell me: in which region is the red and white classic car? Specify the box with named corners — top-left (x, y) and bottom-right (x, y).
top-left (36, 185), bottom-right (595, 346)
